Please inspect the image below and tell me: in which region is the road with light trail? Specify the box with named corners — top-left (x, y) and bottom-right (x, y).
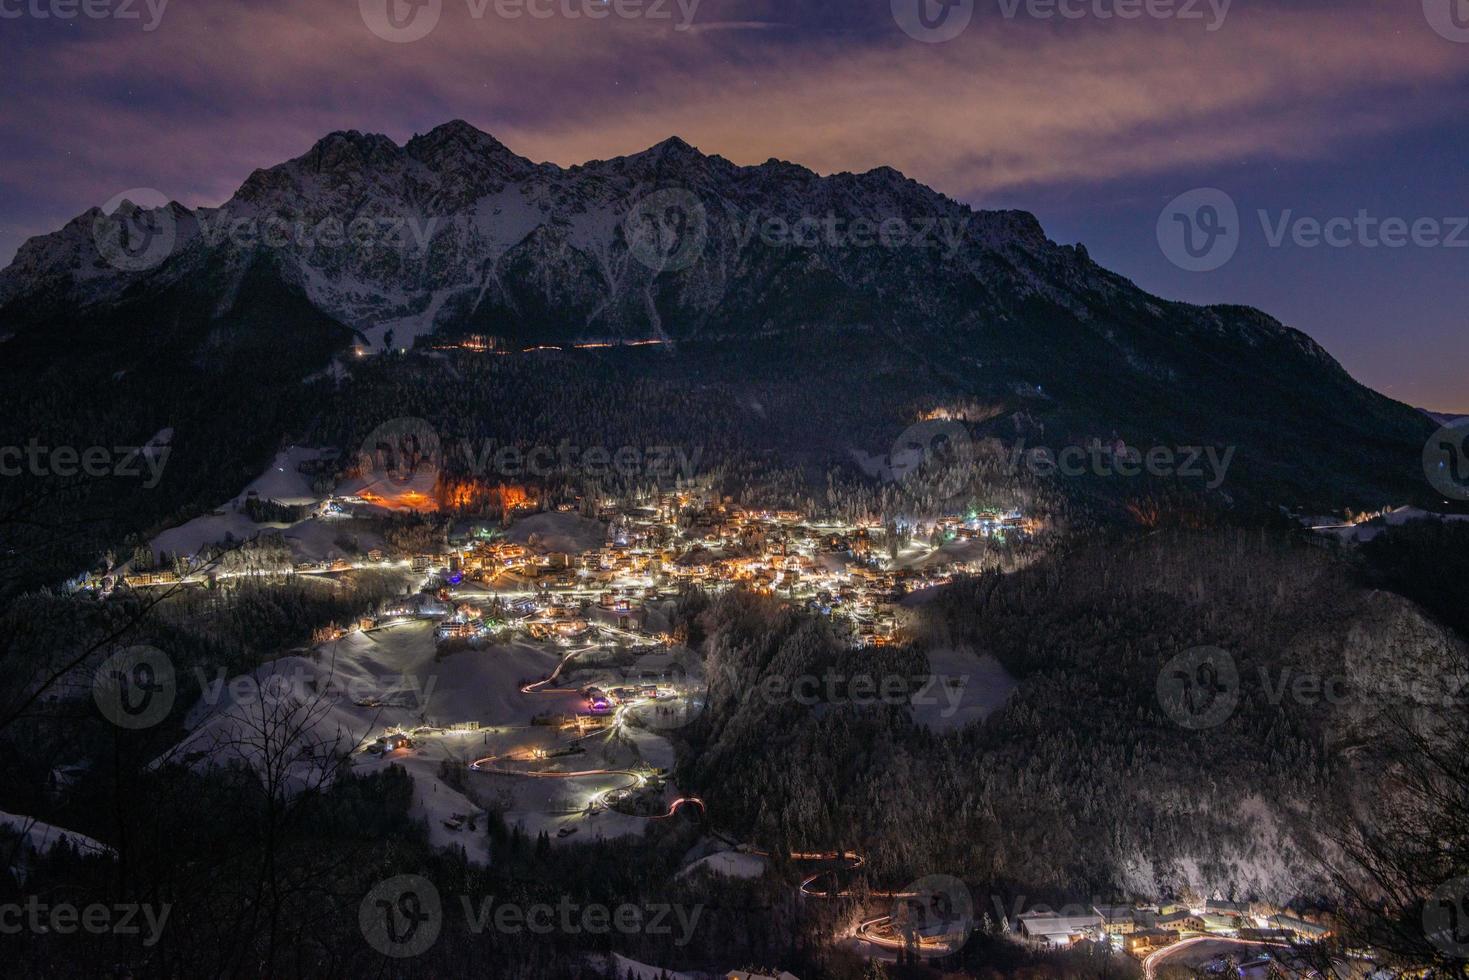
top-left (1142, 935), bottom-right (1297, 980)
top-left (477, 641), bottom-right (954, 958)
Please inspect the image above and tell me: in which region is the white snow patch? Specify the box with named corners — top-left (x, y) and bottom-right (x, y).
top-left (607, 953), bottom-right (700, 980)
top-left (678, 850), bottom-right (769, 881)
top-left (148, 446), bottom-right (340, 559)
top-left (1, 811), bottom-right (114, 866)
top-left (504, 512), bottom-right (607, 554)
top-left (912, 647), bottom-right (1017, 731)
top-left (237, 446), bottom-right (328, 506)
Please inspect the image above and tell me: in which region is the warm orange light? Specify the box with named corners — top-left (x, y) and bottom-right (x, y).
top-left (436, 479), bottom-right (533, 514)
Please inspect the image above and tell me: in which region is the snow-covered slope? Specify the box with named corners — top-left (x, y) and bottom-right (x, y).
top-left (2, 811), bottom-right (115, 885)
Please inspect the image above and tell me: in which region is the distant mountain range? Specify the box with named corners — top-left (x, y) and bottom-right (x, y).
top-left (0, 119), bottom-right (1437, 522)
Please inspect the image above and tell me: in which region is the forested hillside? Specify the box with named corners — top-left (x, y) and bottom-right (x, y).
top-left (680, 530), bottom-right (1468, 909)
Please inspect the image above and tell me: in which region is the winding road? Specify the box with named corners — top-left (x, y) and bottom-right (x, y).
top-left (519, 645), bottom-right (596, 695)
top-left (1142, 936), bottom-right (1297, 980)
top-left (650, 797), bottom-right (706, 820)
top-left (475, 647), bottom-right (958, 959)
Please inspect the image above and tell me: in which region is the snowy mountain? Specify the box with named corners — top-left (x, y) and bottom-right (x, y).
top-left (0, 120), bottom-right (1437, 510)
top-left (1, 121), bottom-right (1085, 347)
top-left (0, 120), bottom-right (1347, 353)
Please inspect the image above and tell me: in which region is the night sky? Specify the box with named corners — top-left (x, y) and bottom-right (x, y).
top-left (2, 0), bottom-right (1465, 410)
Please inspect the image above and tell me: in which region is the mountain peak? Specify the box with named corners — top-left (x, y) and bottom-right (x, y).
top-left (642, 135), bottom-right (703, 160)
top-left (309, 129), bottom-right (397, 152)
top-left (409, 119), bottom-right (505, 153)
top-left (302, 129), bottom-right (402, 173)
top-left (404, 119), bottom-right (535, 176)
top-left (427, 118), bottom-right (488, 140)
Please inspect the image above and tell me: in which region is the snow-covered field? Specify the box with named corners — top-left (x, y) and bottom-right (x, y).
top-left (503, 511), bottom-right (607, 554)
top-left (2, 810), bottom-right (114, 885)
top-left (149, 446), bottom-right (388, 563)
top-left (163, 622), bottom-right (687, 864)
top-left (913, 538), bottom-right (990, 570)
top-left (150, 509), bottom-right (286, 561)
top-left (913, 646), bottom-right (1018, 731)
top-left (238, 446), bottom-right (329, 506)
top-left (1, 811), bottom-right (114, 861)
top-left (677, 850), bottom-right (769, 881)
top-left (604, 953), bottom-right (701, 980)
top-left (152, 508), bottom-right (389, 566)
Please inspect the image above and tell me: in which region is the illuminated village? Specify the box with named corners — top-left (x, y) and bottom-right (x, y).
top-left (421, 496), bottom-right (1030, 643)
top-left (73, 460), bottom-right (1343, 974)
top-left (109, 481), bottom-right (1038, 653)
top-left (6, 6), bottom-right (1466, 973)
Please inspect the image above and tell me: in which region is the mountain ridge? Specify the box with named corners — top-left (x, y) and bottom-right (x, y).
top-left (0, 119), bottom-right (1320, 355)
top-left (0, 119), bottom-right (1436, 515)
top-left (0, 120), bottom-right (1221, 327)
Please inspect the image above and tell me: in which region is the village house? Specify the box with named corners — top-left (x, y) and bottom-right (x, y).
top-left (1018, 910), bottom-right (1104, 948)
